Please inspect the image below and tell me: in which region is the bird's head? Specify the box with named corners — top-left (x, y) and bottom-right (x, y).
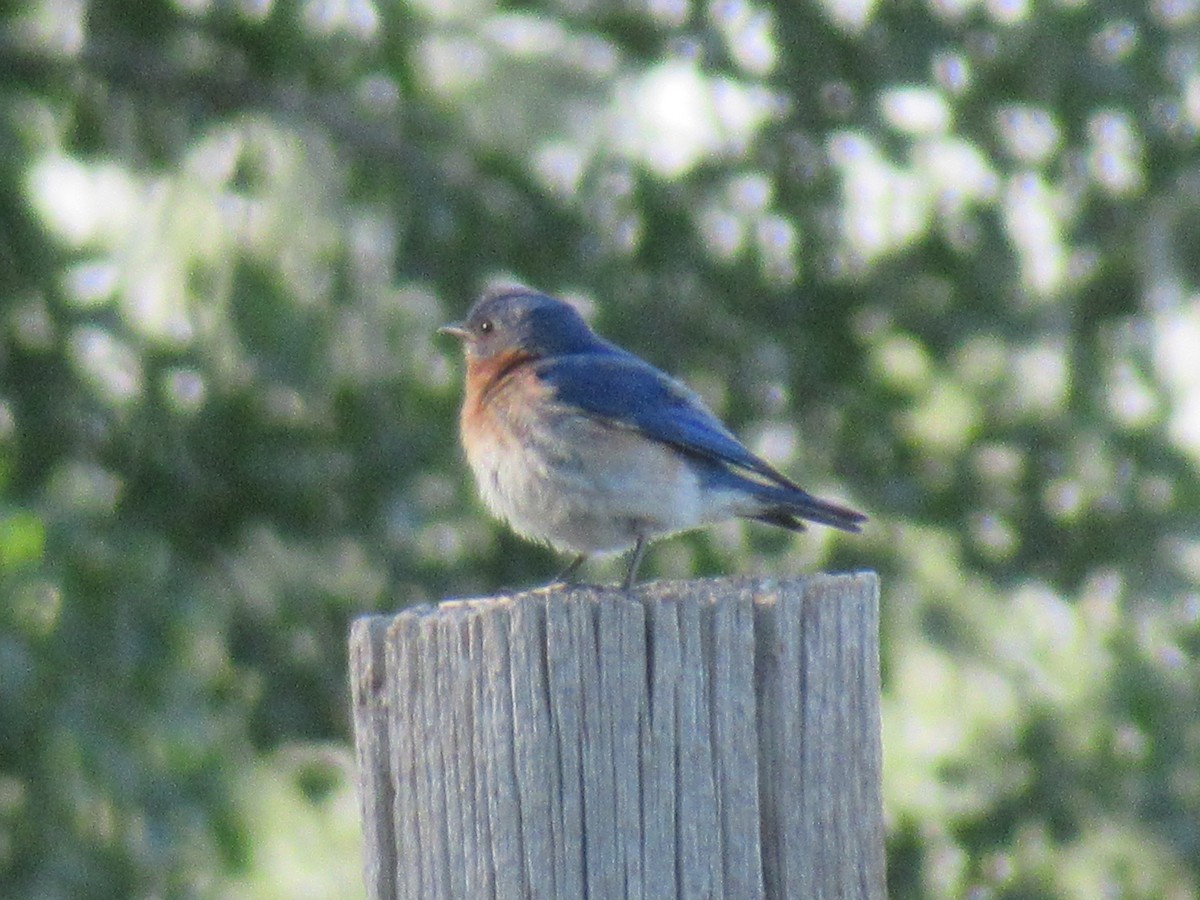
top-left (439, 286), bottom-right (598, 361)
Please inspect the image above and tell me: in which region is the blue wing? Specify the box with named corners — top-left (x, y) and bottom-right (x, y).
top-left (537, 350), bottom-right (867, 533)
top-left (537, 351), bottom-right (794, 487)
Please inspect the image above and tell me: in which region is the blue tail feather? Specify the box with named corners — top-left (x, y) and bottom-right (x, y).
top-left (704, 466), bottom-right (866, 533)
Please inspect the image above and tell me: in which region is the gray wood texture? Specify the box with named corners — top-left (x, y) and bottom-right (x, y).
top-left (350, 573), bottom-right (883, 899)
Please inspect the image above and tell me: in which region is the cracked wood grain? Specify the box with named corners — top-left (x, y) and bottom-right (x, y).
top-left (351, 573), bottom-right (884, 900)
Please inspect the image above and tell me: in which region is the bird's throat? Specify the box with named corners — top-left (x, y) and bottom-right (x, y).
top-left (467, 351), bottom-right (538, 407)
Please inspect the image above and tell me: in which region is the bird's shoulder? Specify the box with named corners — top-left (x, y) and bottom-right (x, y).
top-left (534, 347), bottom-right (704, 417)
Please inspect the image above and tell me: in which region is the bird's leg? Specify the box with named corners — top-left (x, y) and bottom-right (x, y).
top-left (549, 553), bottom-right (587, 586)
top-left (622, 537), bottom-right (648, 591)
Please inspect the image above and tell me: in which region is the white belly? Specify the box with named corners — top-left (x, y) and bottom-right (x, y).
top-left (466, 414), bottom-right (716, 555)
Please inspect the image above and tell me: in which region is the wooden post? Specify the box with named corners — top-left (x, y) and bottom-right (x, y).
top-left (350, 573), bottom-right (884, 900)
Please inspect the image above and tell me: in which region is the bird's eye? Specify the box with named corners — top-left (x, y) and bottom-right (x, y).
top-left (478, 319), bottom-right (494, 334)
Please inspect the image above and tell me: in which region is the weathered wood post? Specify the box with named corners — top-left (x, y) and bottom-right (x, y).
top-left (350, 572), bottom-right (883, 900)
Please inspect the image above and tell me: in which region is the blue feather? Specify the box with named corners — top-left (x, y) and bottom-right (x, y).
top-left (537, 352), bottom-right (789, 484)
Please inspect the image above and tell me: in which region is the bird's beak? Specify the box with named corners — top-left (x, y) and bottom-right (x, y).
top-left (438, 321), bottom-right (469, 340)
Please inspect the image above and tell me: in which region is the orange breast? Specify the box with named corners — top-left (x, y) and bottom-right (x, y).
top-left (460, 351), bottom-right (542, 457)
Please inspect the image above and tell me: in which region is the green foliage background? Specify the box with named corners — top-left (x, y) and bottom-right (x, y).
top-left (1, 0), bottom-right (1198, 896)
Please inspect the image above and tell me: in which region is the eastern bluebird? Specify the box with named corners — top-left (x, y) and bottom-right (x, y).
top-left (440, 285), bottom-right (865, 589)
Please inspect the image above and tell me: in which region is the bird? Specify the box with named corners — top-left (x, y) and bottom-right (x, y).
top-left (439, 285), bottom-right (865, 589)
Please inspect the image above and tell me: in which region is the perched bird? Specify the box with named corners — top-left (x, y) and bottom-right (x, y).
top-left (439, 286), bottom-right (865, 589)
